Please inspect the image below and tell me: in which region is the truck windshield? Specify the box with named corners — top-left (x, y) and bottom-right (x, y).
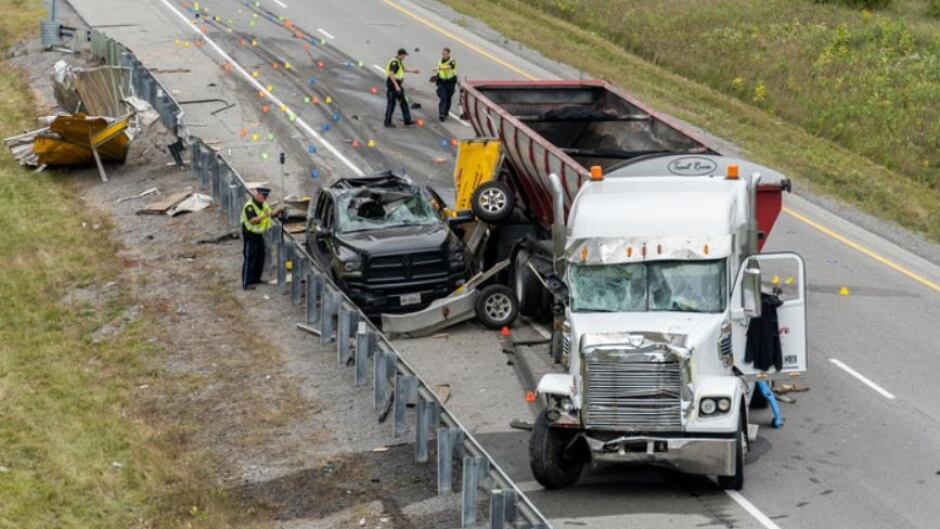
top-left (569, 260), bottom-right (726, 313)
top-left (337, 190), bottom-right (440, 233)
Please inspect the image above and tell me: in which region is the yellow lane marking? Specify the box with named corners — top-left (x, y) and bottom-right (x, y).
top-left (379, 0), bottom-right (538, 80)
top-left (383, 0), bottom-right (940, 295)
top-left (783, 207), bottom-right (940, 294)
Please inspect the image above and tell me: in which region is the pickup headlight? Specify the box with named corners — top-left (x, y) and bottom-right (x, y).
top-left (699, 397), bottom-right (732, 416)
top-left (342, 260), bottom-right (361, 273)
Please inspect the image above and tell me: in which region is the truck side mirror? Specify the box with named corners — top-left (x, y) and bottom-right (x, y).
top-left (742, 266), bottom-right (762, 319)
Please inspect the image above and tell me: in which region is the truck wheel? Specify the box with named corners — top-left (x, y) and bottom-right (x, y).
top-left (513, 249), bottom-right (547, 319)
top-left (529, 410), bottom-right (584, 489)
top-left (718, 413), bottom-right (746, 491)
top-left (471, 181), bottom-right (515, 223)
top-left (475, 284), bottom-right (518, 329)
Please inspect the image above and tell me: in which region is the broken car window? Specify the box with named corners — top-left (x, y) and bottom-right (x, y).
top-left (336, 189), bottom-right (440, 233)
top-left (569, 259), bottom-right (726, 313)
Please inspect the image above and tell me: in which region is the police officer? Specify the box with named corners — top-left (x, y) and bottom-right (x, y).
top-left (433, 47), bottom-right (457, 121)
top-left (384, 48), bottom-right (419, 128)
top-left (241, 187), bottom-right (275, 290)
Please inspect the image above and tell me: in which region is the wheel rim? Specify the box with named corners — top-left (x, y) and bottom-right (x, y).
top-left (479, 188), bottom-right (507, 213)
top-left (514, 262), bottom-right (525, 305)
top-left (484, 292), bottom-right (513, 322)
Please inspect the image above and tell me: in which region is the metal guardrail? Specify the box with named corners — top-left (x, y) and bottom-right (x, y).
top-left (91, 30), bottom-right (551, 529)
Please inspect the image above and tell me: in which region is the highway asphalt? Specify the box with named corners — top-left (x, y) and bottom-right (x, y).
top-left (61, 0), bottom-right (940, 527)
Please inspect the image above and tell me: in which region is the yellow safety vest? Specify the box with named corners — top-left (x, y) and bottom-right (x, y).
top-left (437, 58), bottom-right (457, 81)
top-left (241, 199), bottom-right (272, 235)
top-left (386, 58), bottom-right (405, 81)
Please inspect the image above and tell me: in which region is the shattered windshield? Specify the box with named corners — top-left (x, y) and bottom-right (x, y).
top-left (336, 189), bottom-right (440, 233)
top-left (569, 259), bottom-right (726, 313)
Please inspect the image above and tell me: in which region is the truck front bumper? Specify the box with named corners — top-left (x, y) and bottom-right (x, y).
top-left (585, 434), bottom-right (736, 477)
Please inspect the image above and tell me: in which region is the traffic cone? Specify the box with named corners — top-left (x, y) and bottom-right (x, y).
top-left (500, 326), bottom-right (511, 337)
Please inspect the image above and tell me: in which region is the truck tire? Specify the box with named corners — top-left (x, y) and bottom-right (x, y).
top-left (718, 413), bottom-right (746, 491)
top-left (475, 284), bottom-right (518, 329)
top-left (471, 181), bottom-right (515, 223)
top-left (513, 249), bottom-right (547, 319)
top-left (529, 410), bottom-right (584, 489)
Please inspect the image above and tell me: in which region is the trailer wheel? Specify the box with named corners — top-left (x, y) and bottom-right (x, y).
top-left (718, 412), bottom-right (746, 491)
top-left (475, 284), bottom-right (518, 329)
top-left (513, 249), bottom-right (548, 319)
top-left (471, 181), bottom-right (515, 223)
top-left (529, 410), bottom-right (584, 489)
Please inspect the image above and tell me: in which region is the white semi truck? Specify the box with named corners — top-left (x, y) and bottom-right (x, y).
top-left (459, 81), bottom-right (808, 490)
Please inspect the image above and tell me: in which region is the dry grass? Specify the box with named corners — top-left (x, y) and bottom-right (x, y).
top-left (440, 0), bottom-right (940, 242)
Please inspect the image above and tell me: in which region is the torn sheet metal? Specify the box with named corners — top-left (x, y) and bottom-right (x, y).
top-left (565, 235), bottom-right (733, 265)
top-left (52, 60), bottom-right (131, 117)
top-left (138, 190), bottom-right (193, 215)
top-left (167, 193), bottom-right (213, 216)
top-left (31, 115), bottom-right (131, 166)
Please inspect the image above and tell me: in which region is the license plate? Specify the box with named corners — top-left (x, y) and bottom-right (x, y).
top-left (400, 293), bottom-right (422, 306)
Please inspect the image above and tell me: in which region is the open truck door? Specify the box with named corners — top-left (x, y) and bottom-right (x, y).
top-left (730, 252), bottom-right (807, 378)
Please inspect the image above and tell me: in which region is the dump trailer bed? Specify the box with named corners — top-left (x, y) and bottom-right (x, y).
top-left (460, 79), bottom-right (789, 249)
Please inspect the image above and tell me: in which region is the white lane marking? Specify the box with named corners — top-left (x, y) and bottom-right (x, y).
top-left (829, 358), bottom-right (896, 399)
top-left (272, 0), bottom-right (287, 8)
top-left (156, 0), bottom-right (364, 176)
top-left (317, 28), bottom-right (335, 39)
top-left (373, 64), bottom-right (386, 74)
top-left (724, 490), bottom-right (784, 529)
top-left (529, 322), bottom-right (551, 340)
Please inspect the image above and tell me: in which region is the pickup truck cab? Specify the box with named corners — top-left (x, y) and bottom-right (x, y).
top-left (305, 171), bottom-right (467, 316)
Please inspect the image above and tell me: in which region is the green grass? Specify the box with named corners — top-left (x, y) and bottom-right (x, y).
top-left (440, 0), bottom-right (940, 242)
top-left (0, 3), bottom-right (240, 528)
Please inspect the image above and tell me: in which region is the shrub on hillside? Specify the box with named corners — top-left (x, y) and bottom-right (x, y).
top-left (813, 0), bottom-right (892, 8)
top-left (928, 0), bottom-right (940, 17)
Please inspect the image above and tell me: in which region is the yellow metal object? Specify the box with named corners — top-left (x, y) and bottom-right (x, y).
top-left (33, 115), bottom-right (130, 166)
top-left (449, 139), bottom-right (503, 216)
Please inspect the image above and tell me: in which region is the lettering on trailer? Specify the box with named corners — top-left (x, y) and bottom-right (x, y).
top-left (666, 156), bottom-right (718, 176)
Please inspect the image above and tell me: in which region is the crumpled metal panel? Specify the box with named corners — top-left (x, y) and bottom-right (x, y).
top-left (565, 235), bottom-right (733, 265)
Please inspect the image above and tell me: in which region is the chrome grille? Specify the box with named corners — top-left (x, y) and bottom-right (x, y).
top-left (585, 357), bottom-right (682, 431)
top-left (366, 252), bottom-right (448, 283)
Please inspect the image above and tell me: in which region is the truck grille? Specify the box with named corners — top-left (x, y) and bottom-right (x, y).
top-left (366, 251), bottom-right (448, 283)
top-left (584, 357), bottom-right (682, 431)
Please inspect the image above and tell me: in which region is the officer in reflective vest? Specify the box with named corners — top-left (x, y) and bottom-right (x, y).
top-left (433, 47), bottom-right (458, 121)
top-left (241, 187), bottom-right (275, 290)
top-left (384, 48), bottom-right (419, 127)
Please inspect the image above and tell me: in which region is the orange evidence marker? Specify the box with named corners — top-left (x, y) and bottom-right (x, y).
top-left (524, 391), bottom-right (537, 403)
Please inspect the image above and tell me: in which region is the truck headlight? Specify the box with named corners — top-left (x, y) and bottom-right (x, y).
top-left (342, 260), bottom-right (361, 273)
top-left (717, 398), bottom-right (731, 412)
top-left (700, 398), bottom-right (717, 415)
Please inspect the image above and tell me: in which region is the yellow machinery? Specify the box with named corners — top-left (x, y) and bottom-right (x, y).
top-left (445, 138), bottom-right (503, 220)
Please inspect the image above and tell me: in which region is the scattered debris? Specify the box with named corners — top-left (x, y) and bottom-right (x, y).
top-left (775, 383), bottom-right (809, 394)
top-left (197, 231), bottom-right (239, 244)
top-left (137, 189), bottom-right (193, 215)
top-left (371, 446), bottom-right (389, 453)
top-left (431, 333), bottom-right (449, 339)
top-left (433, 384), bottom-right (451, 404)
top-left (115, 186), bottom-right (159, 204)
top-left (509, 419), bottom-right (533, 431)
top-left (167, 192), bottom-right (213, 216)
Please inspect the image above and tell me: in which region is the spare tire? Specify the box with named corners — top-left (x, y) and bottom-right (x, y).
top-left (471, 181), bottom-right (515, 223)
top-left (475, 284), bottom-right (518, 329)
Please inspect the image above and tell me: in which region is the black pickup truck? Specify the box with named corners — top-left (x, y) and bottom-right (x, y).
top-left (305, 171), bottom-right (467, 316)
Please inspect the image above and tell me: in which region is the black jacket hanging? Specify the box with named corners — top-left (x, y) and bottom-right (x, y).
top-left (745, 294), bottom-right (784, 372)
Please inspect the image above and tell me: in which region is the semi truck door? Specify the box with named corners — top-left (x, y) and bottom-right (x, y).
top-left (730, 252), bottom-right (807, 377)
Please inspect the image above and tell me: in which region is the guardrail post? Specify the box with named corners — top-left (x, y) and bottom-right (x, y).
top-left (462, 456), bottom-right (483, 527)
top-left (228, 184), bottom-right (241, 227)
top-left (415, 398), bottom-right (437, 463)
top-left (291, 251), bottom-right (303, 306)
top-left (320, 290), bottom-right (335, 345)
top-left (219, 165), bottom-right (230, 214)
top-left (354, 323), bottom-right (371, 386)
top-left (306, 273), bottom-right (321, 325)
top-left (337, 308), bottom-right (351, 366)
top-left (489, 489), bottom-right (516, 529)
top-left (393, 375), bottom-right (417, 438)
top-left (437, 427), bottom-right (455, 494)
top-left (276, 227), bottom-right (286, 290)
top-left (374, 344), bottom-right (387, 410)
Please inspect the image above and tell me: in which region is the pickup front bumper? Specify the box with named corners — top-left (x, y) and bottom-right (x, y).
top-left (585, 434), bottom-right (736, 477)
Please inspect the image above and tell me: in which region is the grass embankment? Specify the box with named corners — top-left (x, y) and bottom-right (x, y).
top-left (0, 3), bottom-right (236, 528)
top-left (442, 0), bottom-right (940, 242)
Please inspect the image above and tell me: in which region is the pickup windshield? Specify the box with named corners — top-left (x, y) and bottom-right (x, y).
top-left (337, 190), bottom-right (440, 233)
top-left (569, 259), bottom-right (726, 313)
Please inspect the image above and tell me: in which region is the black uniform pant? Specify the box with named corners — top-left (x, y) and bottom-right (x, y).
top-left (242, 231), bottom-right (266, 288)
top-left (436, 80), bottom-right (457, 119)
top-left (385, 83), bottom-right (412, 125)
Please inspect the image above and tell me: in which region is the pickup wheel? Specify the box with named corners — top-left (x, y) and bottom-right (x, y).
top-left (475, 284), bottom-right (518, 329)
top-left (471, 181), bottom-right (515, 223)
top-left (529, 410), bottom-right (584, 489)
top-left (718, 412), bottom-right (746, 491)
top-left (513, 249), bottom-right (548, 319)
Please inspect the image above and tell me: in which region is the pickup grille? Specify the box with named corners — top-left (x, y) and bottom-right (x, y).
top-left (366, 251), bottom-right (448, 283)
top-left (584, 356), bottom-right (682, 431)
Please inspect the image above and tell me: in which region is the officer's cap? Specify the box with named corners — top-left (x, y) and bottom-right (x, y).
top-left (255, 187), bottom-right (271, 197)
top-left (397, 48), bottom-right (408, 56)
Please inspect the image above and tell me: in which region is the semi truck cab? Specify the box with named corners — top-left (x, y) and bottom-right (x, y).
top-left (531, 158), bottom-right (807, 491)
